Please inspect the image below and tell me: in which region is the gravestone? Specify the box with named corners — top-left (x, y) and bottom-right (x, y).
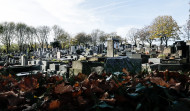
top-left (21, 56), bottom-right (28, 66)
top-left (36, 60), bottom-right (41, 65)
top-left (126, 52), bottom-right (141, 58)
top-left (46, 53), bottom-right (50, 58)
top-left (39, 50), bottom-right (42, 57)
top-left (70, 46), bottom-right (76, 54)
top-left (49, 64), bottom-right (60, 71)
top-left (163, 47), bottom-right (171, 54)
top-left (59, 65), bottom-right (67, 75)
top-left (91, 66), bottom-right (104, 75)
top-left (31, 60), bottom-right (36, 65)
top-left (107, 39), bottom-right (114, 57)
top-left (105, 57), bottom-right (142, 74)
top-left (57, 52), bottom-right (61, 59)
top-left (148, 58), bottom-right (161, 64)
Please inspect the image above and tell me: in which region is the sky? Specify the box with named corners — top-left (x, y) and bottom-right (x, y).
top-left (0, 0), bottom-right (189, 41)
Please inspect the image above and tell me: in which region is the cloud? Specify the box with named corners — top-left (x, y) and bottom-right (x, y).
top-left (89, 0), bottom-right (130, 11)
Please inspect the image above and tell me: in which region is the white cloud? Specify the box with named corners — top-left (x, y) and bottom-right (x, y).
top-left (0, 0), bottom-right (187, 43)
top-left (0, 0), bottom-right (105, 36)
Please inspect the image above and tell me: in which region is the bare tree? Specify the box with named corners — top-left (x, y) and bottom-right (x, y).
top-left (182, 23), bottom-right (190, 41)
top-left (91, 29), bottom-right (104, 46)
top-left (15, 23), bottom-right (28, 52)
top-left (35, 26), bottom-right (50, 49)
top-left (0, 22), bottom-right (15, 53)
top-left (127, 28), bottom-right (139, 46)
top-left (25, 26), bottom-right (36, 50)
top-left (138, 26), bottom-right (154, 48)
top-left (52, 25), bottom-right (65, 40)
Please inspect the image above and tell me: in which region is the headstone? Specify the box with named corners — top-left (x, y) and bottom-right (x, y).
top-left (41, 65), bottom-right (48, 71)
top-left (50, 54), bottom-right (53, 58)
top-left (57, 52), bottom-right (61, 59)
top-left (31, 60), bottom-right (36, 65)
top-left (91, 66), bottom-right (104, 75)
top-left (105, 57), bottom-right (142, 73)
top-left (36, 60), bottom-right (41, 65)
top-left (107, 39), bottom-right (114, 57)
top-left (59, 65), bottom-right (67, 73)
top-left (148, 58), bottom-right (161, 64)
top-left (21, 56), bottom-right (27, 66)
top-left (70, 46), bottom-right (76, 54)
top-left (39, 50), bottom-right (42, 57)
top-left (163, 47), bottom-right (171, 54)
top-left (49, 64), bottom-right (60, 71)
top-left (126, 52), bottom-right (141, 58)
top-left (46, 53), bottom-right (50, 58)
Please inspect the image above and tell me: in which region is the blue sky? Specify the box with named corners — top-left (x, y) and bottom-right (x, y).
top-left (0, 0), bottom-right (189, 40)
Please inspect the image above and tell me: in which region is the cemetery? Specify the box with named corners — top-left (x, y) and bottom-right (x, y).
top-left (1, 36), bottom-right (190, 110)
top-left (1, 1), bottom-right (190, 110)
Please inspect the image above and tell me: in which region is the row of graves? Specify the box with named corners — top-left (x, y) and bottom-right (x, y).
top-left (147, 41), bottom-right (190, 72)
top-left (0, 38), bottom-right (142, 78)
top-left (1, 38), bottom-right (190, 78)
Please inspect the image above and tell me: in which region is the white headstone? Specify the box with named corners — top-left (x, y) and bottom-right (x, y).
top-left (57, 52), bottom-right (61, 59)
top-left (21, 56), bottom-right (27, 66)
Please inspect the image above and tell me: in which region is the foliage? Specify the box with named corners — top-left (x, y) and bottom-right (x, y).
top-left (150, 16), bottom-right (180, 47)
top-left (75, 32), bottom-right (92, 45)
top-left (137, 26), bottom-right (154, 47)
top-left (50, 40), bottom-right (61, 48)
top-left (0, 69), bottom-right (190, 110)
top-left (35, 26), bottom-right (50, 49)
top-left (0, 22), bottom-right (15, 53)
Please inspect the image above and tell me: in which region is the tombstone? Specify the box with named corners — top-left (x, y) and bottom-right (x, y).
top-left (163, 47), bottom-right (171, 55)
top-left (126, 52), bottom-right (141, 59)
top-left (105, 57), bottom-right (142, 74)
top-left (148, 58), bottom-right (161, 64)
top-left (59, 65), bottom-right (67, 74)
top-left (21, 56), bottom-right (28, 66)
top-left (46, 53), bottom-right (50, 58)
top-left (91, 66), bottom-right (104, 75)
top-left (31, 60), bottom-right (36, 65)
top-left (149, 51), bottom-right (156, 55)
top-left (107, 39), bottom-right (114, 57)
top-left (70, 46), bottom-right (76, 54)
top-left (50, 54), bottom-right (53, 58)
top-left (41, 65), bottom-right (48, 71)
top-left (11, 59), bottom-right (15, 64)
top-left (8, 58), bottom-right (11, 63)
top-left (50, 64), bottom-right (60, 71)
top-left (57, 52), bottom-right (61, 59)
top-left (36, 60), bottom-right (42, 65)
top-left (39, 50), bottom-right (42, 57)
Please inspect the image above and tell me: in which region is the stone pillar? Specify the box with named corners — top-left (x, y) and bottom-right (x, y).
top-left (57, 52), bottom-right (61, 59)
top-left (70, 46), bottom-right (76, 54)
top-left (21, 56), bottom-right (27, 66)
top-left (107, 40), bottom-right (114, 57)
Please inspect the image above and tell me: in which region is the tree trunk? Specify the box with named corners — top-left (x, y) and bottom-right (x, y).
top-left (165, 39), bottom-right (168, 48)
top-left (160, 37), bottom-right (163, 45)
top-left (149, 42), bottom-right (152, 48)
